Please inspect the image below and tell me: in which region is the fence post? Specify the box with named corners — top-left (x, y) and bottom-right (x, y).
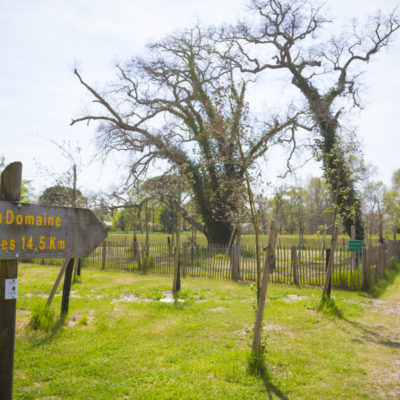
top-left (321, 227), bottom-right (338, 301)
top-left (172, 246), bottom-right (181, 292)
top-left (236, 241), bottom-right (241, 280)
top-left (379, 244), bottom-right (385, 278)
top-left (325, 248), bottom-right (332, 297)
top-left (231, 243), bottom-right (240, 281)
top-left (182, 244), bottom-right (187, 278)
top-left (101, 241), bottom-right (106, 270)
top-left (383, 243), bottom-right (387, 275)
top-left (231, 244), bottom-right (236, 280)
top-left (351, 225), bottom-right (356, 271)
top-left (387, 241), bottom-right (394, 268)
top-left (362, 247), bottom-right (369, 290)
top-left (291, 245), bottom-right (298, 285)
top-left (61, 258), bottom-right (75, 317)
top-left (47, 259), bottom-right (70, 307)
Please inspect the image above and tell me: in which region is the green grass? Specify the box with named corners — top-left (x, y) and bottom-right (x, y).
top-left (29, 301), bottom-right (56, 331)
top-left (107, 232), bottom-right (394, 249)
top-left (13, 263), bottom-right (400, 399)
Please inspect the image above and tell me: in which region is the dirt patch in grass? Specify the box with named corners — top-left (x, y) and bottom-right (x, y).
top-left (283, 294), bottom-right (310, 302)
top-left (209, 306), bottom-right (228, 312)
top-left (67, 311), bottom-right (95, 327)
top-left (368, 299), bottom-right (400, 315)
top-left (24, 292), bottom-right (47, 298)
top-left (263, 323), bottom-right (286, 332)
top-left (112, 293), bottom-right (143, 303)
top-left (15, 310), bottom-right (30, 339)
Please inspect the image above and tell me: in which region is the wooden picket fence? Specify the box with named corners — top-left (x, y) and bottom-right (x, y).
top-left (82, 239), bottom-right (400, 291)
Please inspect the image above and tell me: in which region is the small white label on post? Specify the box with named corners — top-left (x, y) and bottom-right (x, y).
top-left (5, 278), bottom-right (18, 300)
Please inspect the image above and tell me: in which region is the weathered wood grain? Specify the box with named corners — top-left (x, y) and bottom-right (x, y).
top-left (0, 162), bottom-right (21, 400)
top-left (0, 201), bottom-right (107, 259)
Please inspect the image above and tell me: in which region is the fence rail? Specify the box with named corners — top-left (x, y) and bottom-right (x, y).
top-left (82, 239), bottom-right (400, 291)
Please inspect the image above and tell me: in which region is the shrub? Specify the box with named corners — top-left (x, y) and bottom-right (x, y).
top-left (247, 351), bottom-right (267, 376)
top-left (30, 301), bottom-right (56, 331)
top-left (78, 314), bottom-right (88, 326)
top-left (142, 255), bottom-right (156, 272)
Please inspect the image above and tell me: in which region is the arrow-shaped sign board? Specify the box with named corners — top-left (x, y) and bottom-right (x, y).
top-left (0, 201), bottom-right (107, 259)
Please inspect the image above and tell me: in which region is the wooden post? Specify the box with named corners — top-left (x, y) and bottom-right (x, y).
top-left (77, 258), bottom-right (81, 276)
top-left (73, 257), bottom-right (78, 281)
top-left (144, 202), bottom-right (150, 258)
top-left (362, 247), bottom-right (369, 290)
top-left (172, 246), bottom-right (181, 293)
top-left (230, 243), bottom-right (235, 279)
top-left (388, 241), bottom-right (395, 268)
top-left (172, 204), bottom-right (181, 293)
top-left (291, 245), bottom-right (298, 285)
top-left (0, 162), bottom-right (22, 400)
top-left (136, 241), bottom-right (142, 271)
top-left (252, 220), bottom-right (277, 354)
top-left (101, 241), bottom-right (106, 270)
top-left (237, 236), bottom-right (241, 280)
top-left (379, 218), bottom-right (384, 244)
top-left (351, 225), bottom-right (356, 271)
top-left (364, 228), bottom-right (370, 248)
top-left (377, 245), bottom-right (381, 279)
top-left (321, 227), bottom-right (338, 301)
top-left (325, 248), bottom-right (332, 297)
top-left (182, 243), bottom-right (187, 278)
top-left (379, 244), bottom-right (386, 278)
top-left (382, 243), bottom-right (387, 275)
top-left (231, 241), bottom-right (241, 281)
top-left (47, 258), bottom-right (70, 307)
top-left (61, 258), bottom-right (75, 317)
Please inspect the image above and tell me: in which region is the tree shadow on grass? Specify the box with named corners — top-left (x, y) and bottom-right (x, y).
top-left (248, 352), bottom-right (289, 400)
top-left (363, 263), bottom-right (400, 299)
top-left (343, 318), bottom-right (400, 349)
top-left (342, 263), bottom-right (400, 349)
top-left (317, 295), bottom-right (400, 349)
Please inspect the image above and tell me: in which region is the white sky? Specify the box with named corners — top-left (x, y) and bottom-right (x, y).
top-left (1, 0), bottom-right (399, 198)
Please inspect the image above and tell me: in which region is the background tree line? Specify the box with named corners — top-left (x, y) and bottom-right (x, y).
top-left (6, 0), bottom-right (399, 246)
top-left (35, 170), bottom-right (398, 241)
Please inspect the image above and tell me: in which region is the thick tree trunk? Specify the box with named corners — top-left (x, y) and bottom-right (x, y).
top-left (291, 74), bottom-right (364, 240)
top-left (318, 122), bottom-right (364, 240)
top-left (204, 219), bottom-right (234, 246)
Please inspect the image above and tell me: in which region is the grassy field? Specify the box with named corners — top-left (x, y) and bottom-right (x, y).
top-left (13, 263), bottom-right (400, 399)
top-left (107, 231), bottom-right (392, 249)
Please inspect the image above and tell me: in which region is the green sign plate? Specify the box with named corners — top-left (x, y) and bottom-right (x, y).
top-left (348, 240), bottom-right (363, 252)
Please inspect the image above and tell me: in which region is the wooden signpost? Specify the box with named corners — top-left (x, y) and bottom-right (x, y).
top-left (0, 201), bottom-right (106, 259)
top-left (0, 162), bottom-right (107, 400)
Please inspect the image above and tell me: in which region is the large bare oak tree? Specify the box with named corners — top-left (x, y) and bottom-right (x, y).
top-left (72, 27), bottom-right (299, 245)
top-left (224, 0), bottom-right (399, 239)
